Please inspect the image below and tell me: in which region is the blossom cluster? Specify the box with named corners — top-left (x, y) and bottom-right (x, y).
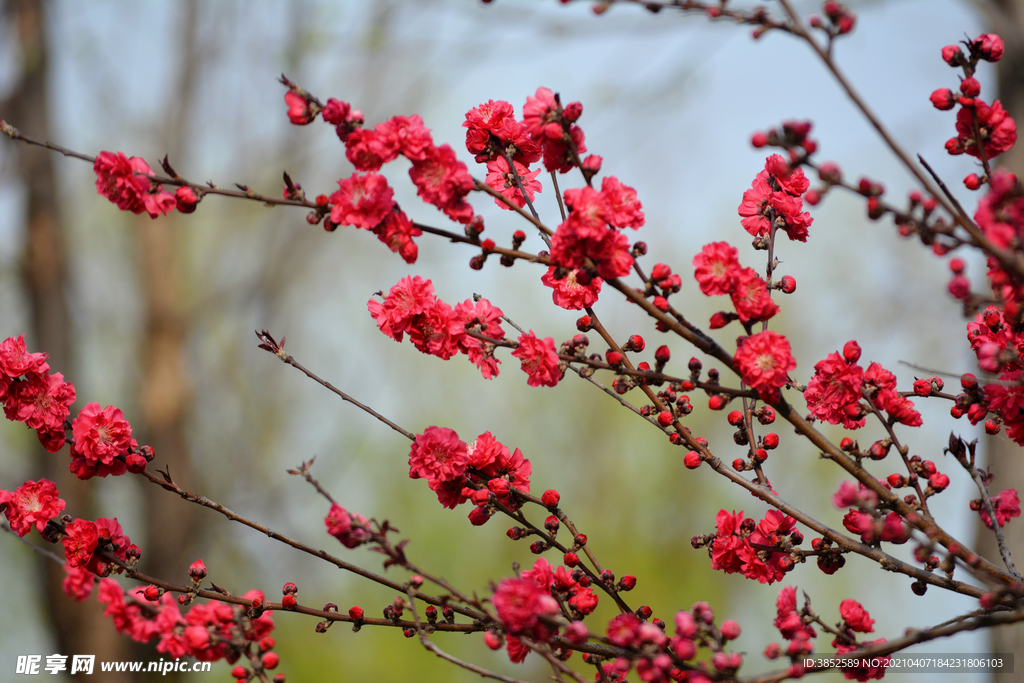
top-left (549, 178), bottom-right (643, 281)
top-left (367, 275), bottom-right (505, 378)
top-left (0, 334), bottom-right (75, 452)
top-left (0, 335), bottom-right (148, 479)
top-left (804, 340), bottom-right (922, 429)
top-left (705, 509), bottom-right (799, 585)
top-left (93, 151), bottom-right (197, 218)
top-left (738, 154), bottom-right (813, 242)
top-left (406, 427), bottom-right (531, 518)
top-left (93, 580), bottom-right (278, 670)
top-left (767, 586), bottom-right (887, 682)
top-left (368, 275), bottom-right (564, 387)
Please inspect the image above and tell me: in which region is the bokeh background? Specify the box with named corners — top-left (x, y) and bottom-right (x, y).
top-left (0, 0), bottom-right (1019, 681)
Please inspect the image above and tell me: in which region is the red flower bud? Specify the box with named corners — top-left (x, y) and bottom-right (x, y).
top-left (125, 452), bottom-right (147, 473)
top-left (189, 559), bottom-right (207, 581)
top-left (720, 620), bottom-right (741, 640)
top-left (261, 652), bottom-right (279, 670)
top-left (348, 606), bottom-right (364, 620)
top-left (929, 88), bottom-right (956, 111)
top-left (655, 345), bottom-right (671, 364)
top-left (974, 33), bottom-right (1005, 62)
top-left (842, 340), bottom-right (861, 363)
top-left (942, 45), bottom-right (964, 65)
top-left (657, 411), bottom-right (674, 427)
top-left (960, 77), bottom-right (981, 97)
top-left (282, 595), bottom-right (297, 610)
top-left (484, 631), bottom-right (503, 650)
top-left (683, 451), bottom-right (702, 469)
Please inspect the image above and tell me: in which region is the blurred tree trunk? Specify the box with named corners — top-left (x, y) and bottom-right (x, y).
top-left (137, 0), bottom-right (200, 583)
top-left (2, 0), bottom-right (134, 680)
top-left (971, 0), bottom-right (1024, 662)
top-left (129, 3), bottom-right (203, 680)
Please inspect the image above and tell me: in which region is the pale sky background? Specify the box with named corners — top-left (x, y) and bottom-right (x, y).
top-left (0, 1), bottom-right (1009, 681)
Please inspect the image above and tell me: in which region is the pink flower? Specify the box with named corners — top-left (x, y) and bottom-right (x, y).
top-left (409, 144), bottom-right (475, 224)
top-left (739, 170), bottom-right (773, 236)
top-left (62, 518), bottom-right (100, 568)
top-left (367, 276), bottom-right (436, 343)
top-left (977, 489), bottom-right (1021, 529)
top-left (61, 563), bottom-right (96, 602)
top-left (3, 371), bottom-right (76, 431)
top-left (464, 99), bottom-right (515, 161)
top-left (93, 151), bottom-right (175, 218)
top-left (0, 335), bottom-right (49, 377)
top-left (511, 332), bottom-right (562, 388)
top-left (71, 403), bottom-right (133, 468)
top-left (765, 154), bottom-right (810, 196)
top-left (693, 242), bottom-right (741, 296)
top-left (454, 297), bottom-right (505, 379)
top-left (408, 299), bottom-right (464, 360)
top-left (839, 599), bottom-right (875, 633)
top-left (506, 635), bottom-right (529, 663)
top-left (343, 129), bottom-right (393, 172)
top-left (409, 426), bottom-right (469, 486)
top-left (540, 267), bottom-right (602, 310)
top-left (953, 100), bottom-right (1017, 160)
top-left (387, 114), bottom-right (435, 163)
top-left (730, 268), bottom-right (779, 323)
top-left (324, 503), bottom-right (370, 549)
top-left (522, 88), bottom-right (559, 139)
top-left (804, 350), bottom-right (865, 428)
top-left (283, 90), bottom-right (315, 125)
top-left (738, 166), bottom-right (812, 241)
top-left (734, 331), bottom-right (796, 400)
top-left (492, 576), bottom-right (560, 637)
top-left (601, 176), bottom-right (644, 229)
top-left (863, 362), bottom-right (922, 426)
top-left (607, 613), bottom-right (642, 647)
top-left (370, 210), bottom-right (421, 264)
top-left (0, 479), bottom-right (66, 536)
top-left (485, 156), bottom-right (542, 209)
top-left (774, 586), bottom-right (815, 640)
top-left (329, 172), bottom-right (395, 229)
top-left (521, 557), bottom-right (555, 591)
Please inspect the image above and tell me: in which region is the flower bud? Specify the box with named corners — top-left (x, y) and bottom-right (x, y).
top-left (189, 559), bottom-right (207, 581)
top-left (720, 620), bottom-right (741, 640)
top-left (541, 489), bottom-right (560, 508)
top-left (942, 45), bottom-right (964, 64)
top-left (929, 88), bottom-right (956, 111)
top-left (974, 33), bottom-right (1004, 62)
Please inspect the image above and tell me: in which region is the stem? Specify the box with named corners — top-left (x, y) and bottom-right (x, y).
top-left (776, 0), bottom-right (1024, 283)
